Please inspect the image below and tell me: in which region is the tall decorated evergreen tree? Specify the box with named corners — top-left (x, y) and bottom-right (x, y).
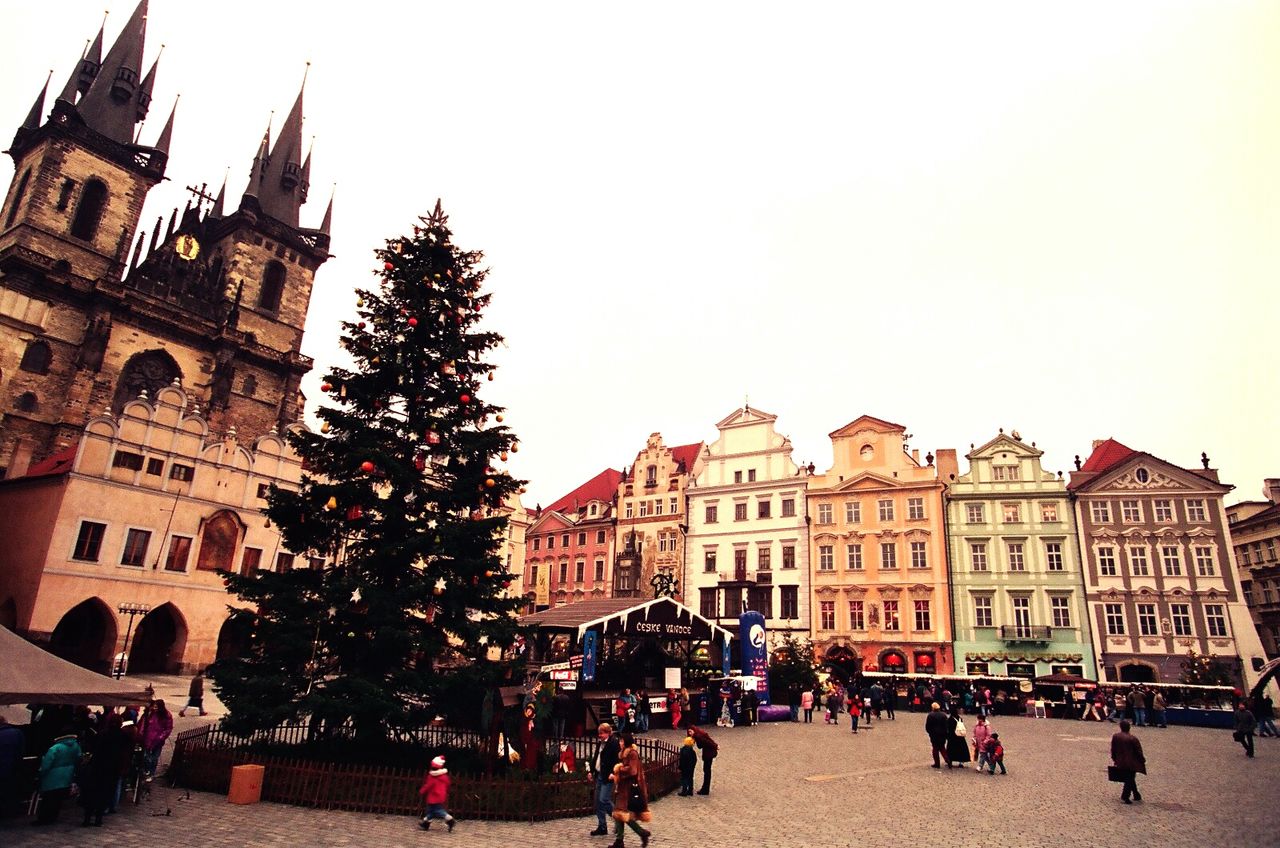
top-left (212, 202), bottom-right (526, 740)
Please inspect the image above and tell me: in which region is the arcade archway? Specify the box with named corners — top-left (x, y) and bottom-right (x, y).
top-left (215, 614), bottom-right (252, 662)
top-left (50, 598), bottom-right (117, 673)
top-left (130, 603), bottom-right (188, 674)
top-left (1117, 661), bottom-right (1157, 683)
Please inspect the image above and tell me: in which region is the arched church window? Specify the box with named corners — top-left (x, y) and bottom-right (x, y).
top-left (4, 168), bottom-right (31, 229)
top-left (196, 510), bottom-right (241, 572)
top-left (15, 392), bottom-right (38, 413)
top-left (19, 340), bottom-right (51, 374)
top-left (259, 261), bottom-right (285, 311)
top-left (112, 349), bottom-right (181, 414)
top-left (70, 179), bottom-right (108, 241)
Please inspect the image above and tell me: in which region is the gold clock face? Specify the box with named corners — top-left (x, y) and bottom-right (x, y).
top-left (174, 233), bottom-right (201, 261)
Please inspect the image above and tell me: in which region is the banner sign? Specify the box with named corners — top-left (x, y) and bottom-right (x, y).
top-left (739, 611), bottom-right (771, 705)
top-left (581, 630), bottom-right (599, 683)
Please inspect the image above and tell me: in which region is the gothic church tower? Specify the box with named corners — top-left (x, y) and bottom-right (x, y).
top-left (0, 1), bottom-right (332, 477)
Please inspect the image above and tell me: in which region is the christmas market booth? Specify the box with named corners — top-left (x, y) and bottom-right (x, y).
top-left (519, 596), bottom-right (735, 733)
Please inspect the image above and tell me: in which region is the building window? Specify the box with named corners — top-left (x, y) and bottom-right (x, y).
top-left (1045, 542), bottom-right (1064, 571)
top-left (1098, 546), bottom-right (1118, 576)
top-left (910, 541), bottom-right (928, 569)
top-left (1136, 603), bottom-right (1158, 636)
top-left (1185, 499), bottom-right (1207, 523)
top-left (913, 600), bottom-right (931, 631)
top-left (1161, 545), bottom-right (1182, 576)
top-left (1051, 596), bottom-right (1071, 628)
top-left (655, 499), bottom-right (664, 515)
top-left (846, 544), bottom-right (862, 570)
top-left (844, 501), bottom-right (860, 523)
top-left (780, 585), bottom-right (799, 619)
top-left (112, 450), bottom-right (144, 471)
top-left (734, 502), bottom-right (747, 521)
top-left (1153, 499), bottom-right (1173, 522)
top-left (970, 542), bottom-right (988, 572)
top-left (639, 501), bottom-right (650, 517)
top-left (734, 470), bottom-right (743, 484)
top-left (670, 496), bottom-right (678, 514)
top-left (625, 504), bottom-right (633, 519)
top-left (14, 392), bottom-right (38, 413)
top-left (578, 532), bottom-right (587, 546)
top-left (880, 543), bottom-right (897, 570)
top-left (18, 340), bottom-right (51, 374)
top-left (1120, 500), bottom-right (1142, 523)
top-left (1170, 603), bottom-right (1192, 636)
top-left (757, 499), bottom-right (771, 519)
top-left (121, 528), bottom-right (151, 567)
top-left (308, 556), bottom-right (326, 571)
top-left (558, 561), bottom-right (568, 583)
top-left (596, 530), bottom-right (605, 544)
top-left (242, 374), bottom-right (257, 397)
top-left (966, 503), bottom-right (985, 524)
top-left (818, 545), bottom-right (834, 571)
top-left (275, 552), bottom-right (295, 572)
top-left (817, 503), bottom-right (833, 524)
top-left (758, 547), bottom-right (772, 570)
top-left (1007, 542), bottom-right (1025, 571)
top-left (973, 596), bottom-right (993, 628)
top-left (700, 588), bottom-right (717, 619)
top-left (1194, 546), bottom-right (1215, 576)
top-left (575, 560), bottom-right (585, 582)
top-left (781, 497), bottom-right (796, 517)
top-left (4, 167), bottom-right (31, 228)
top-left (259, 260), bottom-right (286, 311)
top-left (1040, 502), bottom-right (1059, 522)
top-left (146, 458), bottom-right (164, 476)
top-left (849, 600), bottom-right (865, 630)
top-left (1205, 604), bottom-right (1228, 637)
top-left (532, 538), bottom-right (540, 551)
top-left (704, 550), bottom-right (717, 573)
top-left (819, 601), bottom-right (835, 630)
top-left (72, 520), bottom-right (107, 562)
top-left (69, 178), bottom-right (108, 241)
top-left (646, 465), bottom-right (658, 486)
top-left (169, 463), bottom-right (194, 482)
top-left (547, 535), bottom-right (555, 550)
top-left (164, 536), bottom-right (193, 572)
top-left (594, 559), bottom-right (604, 581)
top-left (705, 504), bottom-right (718, 523)
top-left (561, 533), bottom-right (570, 547)
top-left (1090, 501), bottom-right (1111, 523)
top-left (1128, 547), bottom-right (1150, 576)
top-left (782, 545), bottom-right (796, 569)
top-left (1002, 503), bottom-right (1020, 523)
top-left (1104, 603), bottom-right (1126, 635)
top-left (883, 600), bottom-right (900, 631)
top-left (878, 499), bottom-right (894, 522)
top-left (907, 498), bottom-right (925, 520)
top-left (241, 547), bottom-right (262, 576)
top-left (749, 585), bottom-right (773, 618)
top-left (992, 465), bottom-right (1020, 481)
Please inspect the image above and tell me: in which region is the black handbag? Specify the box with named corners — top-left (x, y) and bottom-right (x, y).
top-left (1232, 730), bottom-right (1243, 743)
top-left (1107, 766), bottom-right (1125, 783)
top-left (627, 784), bottom-right (647, 814)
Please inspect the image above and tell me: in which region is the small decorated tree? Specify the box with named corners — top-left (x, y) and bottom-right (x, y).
top-left (212, 202), bottom-right (526, 743)
top-left (768, 636), bottom-right (819, 702)
top-left (1179, 648), bottom-right (1234, 688)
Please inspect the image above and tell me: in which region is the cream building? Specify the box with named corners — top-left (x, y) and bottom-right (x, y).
top-left (685, 406), bottom-right (810, 648)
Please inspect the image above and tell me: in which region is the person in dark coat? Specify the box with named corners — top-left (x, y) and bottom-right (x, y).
top-left (0, 715), bottom-right (25, 818)
top-left (1110, 719), bottom-right (1146, 804)
top-left (686, 725), bottom-right (718, 794)
top-left (1234, 701), bottom-right (1257, 758)
top-left (589, 722), bottom-right (623, 836)
top-left (677, 736), bottom-right (697, 796)
top-left (945, 708), bottom-right (971, 767)
top-left (884, 683), bottom-right (897, 720)
top-left (80, 715), bottom-right (127, 827)
top-left (924, 702), bottom-right (949, 768)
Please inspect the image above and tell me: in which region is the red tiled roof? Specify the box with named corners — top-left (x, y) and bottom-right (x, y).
top-left (670, 442), bottom-right (702, 473)
top-left (14, 444), bottom-right (78, 480)
top-left (546, 468), bottom-right (622, 513)
top-left (1079, 438), bottom-right (1136, 474)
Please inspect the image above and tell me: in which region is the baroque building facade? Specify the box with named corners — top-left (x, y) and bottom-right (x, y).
top-left (946, 431), bottom-right (1095, 679)
top-left (684, 406), bottom-right (810, 648)
top-left (1226, 480), bottom-right (1280, 660)
top-left (613, 434), bottom-right (702, 600)
top-left (807, 416), bottom-right (956, 675)
top-left (1070, 439), bottom-right (1267, 687)
top-left (523, 469), bottom-right (621, 610)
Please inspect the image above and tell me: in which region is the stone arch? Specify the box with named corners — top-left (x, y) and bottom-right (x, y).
top-left (50, 597), bottom-right (117, 673)
top-left (879, 648), bottom-right (908, 675)
top-left (195, 509), bottom-right (244, 572)
top-left (15, 392), bottom-right (38, 413)
top-left (18, 339), bottom-right (51, 374)
top-left (129, 602), bottom-right (188, 674)
top-left (113, 349), bottom-right (182, 414)
top-left (215, 612), bottom-right (253, 662)
top-left (1116, 660), bottom-right (1158, 683)
top-left (69, 178), bottom-right (108, 241)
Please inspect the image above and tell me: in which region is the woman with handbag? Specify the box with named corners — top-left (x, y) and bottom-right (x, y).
top-left (609, 731), bottom-right (651, 847)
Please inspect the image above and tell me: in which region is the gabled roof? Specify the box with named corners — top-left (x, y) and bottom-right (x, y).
top-left (546, 468), bottom-right (622, 513)
top-left (1069, 439), bottom-right (1230, 493)
top-left (715, 405), bottom-right (777, 430)
top-left (829, 415), bottom-right (907, 439)
top-left (670, 442), bottom-right (702, 474)
top-left (967, 432), bottom-right (1042, 459)
top-left (1080, 438), bottom-right (1136, 474)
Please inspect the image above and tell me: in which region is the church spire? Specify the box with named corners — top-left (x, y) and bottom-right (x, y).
top-left (256, 67), bottom-right (307, 228)
top-left (209, 174), bottom-right (227, 219)
top-left (135, 47), bottom-right (162, 124)
top-left (153, 96), bottom-right (177, 156)
top-left (242, 117), bottom-right (271, 202)
top-left (319, 186), bottom-right (334, 236)
top-left (21, 72), bottom-right (52, 132)
top-left (59, 14), bottom-right (106, 104)
top-left (77, 0), bottom-right (149, 144)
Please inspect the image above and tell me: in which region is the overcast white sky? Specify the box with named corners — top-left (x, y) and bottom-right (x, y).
top-left (3, 2), bottom-right (1277, 508)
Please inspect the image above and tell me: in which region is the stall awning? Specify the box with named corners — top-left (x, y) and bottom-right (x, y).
top-left (0, 626), bottom-right (153, 707)
top-left (519, 596), bottom-right (735, 645)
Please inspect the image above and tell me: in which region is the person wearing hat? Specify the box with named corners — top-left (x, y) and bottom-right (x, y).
top-left (418, 755), bottom-right (456, 831)
top-left (924, 702), bottom-right (949, 769)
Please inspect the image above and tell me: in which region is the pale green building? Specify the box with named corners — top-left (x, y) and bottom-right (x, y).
top-left (947, 432), bottom-right (1097, 681)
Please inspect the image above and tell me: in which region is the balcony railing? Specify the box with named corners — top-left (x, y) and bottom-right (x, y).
top-left (999, 625), bottom-right (1052, 642)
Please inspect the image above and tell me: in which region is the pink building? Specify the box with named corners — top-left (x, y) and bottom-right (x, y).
top-left (524, 469), bottom-right (622, 610)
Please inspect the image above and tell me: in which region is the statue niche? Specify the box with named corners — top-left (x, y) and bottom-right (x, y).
top-left (112, 350), bottom-right (182, 414)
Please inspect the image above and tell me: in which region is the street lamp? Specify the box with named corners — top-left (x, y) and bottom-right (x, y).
top-left (115, 602), bottom-right (151, 679)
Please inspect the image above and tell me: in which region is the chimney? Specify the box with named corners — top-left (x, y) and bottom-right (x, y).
top-left (1264, 479), bottom-right (1280, 504)
top-left (911, 449), bottom-right (920, 464)
top-left (934, 448), bottom-right (959, 482)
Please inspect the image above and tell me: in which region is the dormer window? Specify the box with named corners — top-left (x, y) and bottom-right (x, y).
top-left (110, 66), bottom-right (137, 103)
top-left (281, 161), bottom-right (302, 191)
top-left (1135, 467), bottom-right (1150, 484)
top-left (645, 465), bottom-right (657, 486)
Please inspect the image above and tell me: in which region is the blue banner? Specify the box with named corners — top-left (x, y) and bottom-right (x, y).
top-left (581, 630), bottom-right (598, 683)
top-left (721, 635), bottom-right (732, 677)
top-left (739, 611), bottom-right (771, 705)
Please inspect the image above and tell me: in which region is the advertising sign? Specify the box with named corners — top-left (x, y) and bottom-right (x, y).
top-left (739, 611), bottom-right (771, 705)
top-left (535, 563), bottom-right (550, 608)
top-left (581, 629), bottom-right (599, 683)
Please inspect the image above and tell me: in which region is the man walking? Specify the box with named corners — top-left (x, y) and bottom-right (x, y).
top-left (884, 683), bottom-right (897, 720)
top-left (1254, 693), bottom-right (1277, 738)
top-left (925, 702), bottom-right (949, 769)
top-left (1110, 720), bottom-right (1146, 804)
top-left (1234, 701), bottom-right (1257, 758)
top-left (588, 722), bottom-right (622, 835)
top-left (687, 725), bottom-right (718, 795)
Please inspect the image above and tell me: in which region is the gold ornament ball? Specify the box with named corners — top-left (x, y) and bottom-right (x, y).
top-left (500, 452), bottom-right (508, 461)
top-left (485, 478), bottom-right (495, 487)
top-left (325, 495), bottom-right (338, 511)
top-left (511, 443), bottom-right (519, 453)
top-left (495, 414), bottom-right (504, 422)
top-left (487, 372), bottom-right (494, 382)
top-left (321, 421), bottom-right (331, 433)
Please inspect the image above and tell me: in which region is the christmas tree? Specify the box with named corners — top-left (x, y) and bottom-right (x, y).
top-left (212, 202), bottom-right (526, 742)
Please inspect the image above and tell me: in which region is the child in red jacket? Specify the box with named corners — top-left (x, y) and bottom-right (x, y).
top-left (418, 755), bottom-right (456, 831)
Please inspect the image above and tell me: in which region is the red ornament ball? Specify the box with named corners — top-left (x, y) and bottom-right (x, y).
top-left (384, 261), bottom-right (394, 271)
top-left (357, 321), bottom-right (365, 329)
top-left (408, 317), bottom-right (418, 327)
top-left (360, 460), bottom-right (375, 473)
top-left (320, 382), bottom-right (332, 393)
top-left (460, 394), bottom-right (471, 404)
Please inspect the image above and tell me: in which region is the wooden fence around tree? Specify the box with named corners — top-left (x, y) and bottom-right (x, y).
top-left (169, 724), bottom-right (680, 822)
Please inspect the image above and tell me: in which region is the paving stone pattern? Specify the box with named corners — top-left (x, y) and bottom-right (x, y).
top-left (4, 697), bottom-right (1279, 848)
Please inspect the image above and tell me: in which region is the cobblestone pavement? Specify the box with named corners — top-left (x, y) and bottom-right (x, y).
top-left (4, 708), bottom-right (1279, 848)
